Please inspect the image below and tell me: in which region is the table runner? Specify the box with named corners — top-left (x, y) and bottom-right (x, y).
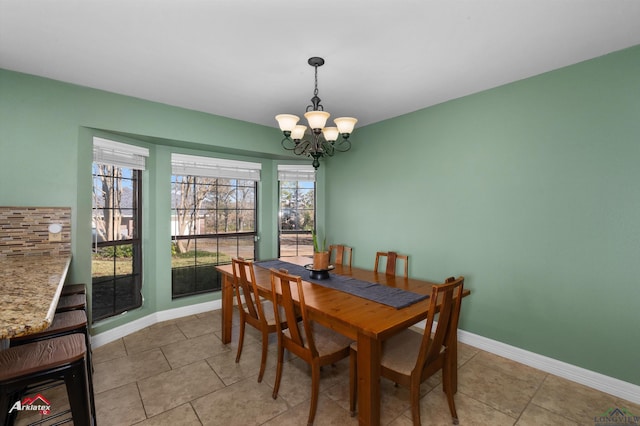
top-left (255, 259), bottom-right (428, 309)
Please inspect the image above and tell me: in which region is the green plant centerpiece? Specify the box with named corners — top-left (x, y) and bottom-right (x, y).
top-left (312, 230), bottom-right (330, 271)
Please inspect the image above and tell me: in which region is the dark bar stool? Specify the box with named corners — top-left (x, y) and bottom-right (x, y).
top-left (61, 283), bottom-right (86, 296)
top-left (10, 311), bottom-right (95, 422)
top-left (10, 311), bottom-right (92, 358)
top-left (10, 311), bottom-right (89, 347)
top-left (0, 334), bottom-right (93, 426)
top-left (56, 293), bottom-right (86, 313)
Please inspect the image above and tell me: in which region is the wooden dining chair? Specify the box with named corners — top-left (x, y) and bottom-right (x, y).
top-left (349, 276), bottom-right (465, 425)
top-left (270, 268), bottom-right (353, 426)
top-left (329, 244), bottom-right (352, 267)
top-left (374, 251), bottom-right (409, 278)
top-left (232, 257), bottom-right (286, 383)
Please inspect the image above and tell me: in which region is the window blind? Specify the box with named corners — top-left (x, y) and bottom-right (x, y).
top-left (277, 164), bottom-right (316, 182)
top-left (171, 153), bottom-right (262, 181)
top-left (93, 137), bottom-right (149, 170)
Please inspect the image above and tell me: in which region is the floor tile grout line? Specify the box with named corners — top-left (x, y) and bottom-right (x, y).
top-left (454, 351), bottom-right (534, 423)
top-left (134, 380), bottom-right (151, 422)
top-left (513, 371), bottom-right (550, 424)
top-left (158, 340), bottom-right (175, 371)
top-left (525, 374), bottom-right (585, 424)
top-left (188, 401), bottom-right (205, 426)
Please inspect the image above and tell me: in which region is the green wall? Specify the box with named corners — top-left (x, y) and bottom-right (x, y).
top-left (1, 44), bottom-right (639, 386)
top-left (325, 45), bottom-right (640, 385)
top-left (0, 69), bottom-right (313, 334)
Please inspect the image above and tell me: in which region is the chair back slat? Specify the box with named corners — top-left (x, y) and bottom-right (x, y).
top-left (441, 276), bottom-right (464, 360)
top-left (374, 251), bottom-right (409, 278)
top-left (386, 252), bottom-right (398, 275)
top-left (329, 244), bottom-right (352, 267)
top-left (232, 258), bottom-right (262, 322)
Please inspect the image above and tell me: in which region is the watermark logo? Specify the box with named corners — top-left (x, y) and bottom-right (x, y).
top-left (8, 394), bottom-right (51, 415)
top-left (594, 407), bottom-right (640, 426)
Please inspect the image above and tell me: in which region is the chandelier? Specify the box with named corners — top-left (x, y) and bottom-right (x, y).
top-left (275, 57), bottom-right (358, 170)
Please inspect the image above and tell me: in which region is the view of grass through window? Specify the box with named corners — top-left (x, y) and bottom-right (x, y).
top-left (171, 175), bottom-right (257, 298)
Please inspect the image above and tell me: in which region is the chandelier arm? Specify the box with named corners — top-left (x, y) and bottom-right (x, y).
top-left (281, 136), bottom-right (297, 151)
top-left (333, 137), bottom-right (352, 152)
top-left (294, 140), bottom-right (312, 156)
top-left (321, 141), bottom-right (335, 157)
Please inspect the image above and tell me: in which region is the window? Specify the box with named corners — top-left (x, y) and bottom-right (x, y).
top-left (278, 165), bottom-right (316, 257)
top-left (92, 138), bottom-right (148, 322)
top-left (171, 154), bottom-right (260, 298)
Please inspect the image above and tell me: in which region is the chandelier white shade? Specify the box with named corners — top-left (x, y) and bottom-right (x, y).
top-left (291, 125), bottom-right (307, 140)
top-left (275, 57), bottom-right (358, 170)
top-left (303, 110), bottom-right (330, 130)
top-left (275, 114), bottom-right (299, 132)
top-left (334, 117), bottom-right (358, 134)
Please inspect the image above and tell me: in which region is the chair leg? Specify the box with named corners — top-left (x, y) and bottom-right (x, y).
top-left (308, 363), bottom-right (321, 426)
top-left (443, 360), bottom-right (459, 425)
top-left (272, 343), bottom-right (284, 399)
top-left (410, 376), bottom-right (421, 426)
top-left (446, 390), bottom-right (459, 425)
top-left (235, 317), bottom-right (246, 363)
top-left (257, 330), bottom-right (269, 383)
top-left (349, 348), bottom-right (357, 417)
top-left (442, 354), bottom-right (450, 394)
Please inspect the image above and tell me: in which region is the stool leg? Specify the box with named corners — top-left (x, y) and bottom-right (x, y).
top-left (0, 389), bottom-right (9, 426)
top-left (0, 388), bottom-right (22, 426)
top-left (64, 359), bottom-right (92, 426)
top-left (81, 326), bottom-right (96, 423)
top-left (86, 351), bottom-right (96, 424)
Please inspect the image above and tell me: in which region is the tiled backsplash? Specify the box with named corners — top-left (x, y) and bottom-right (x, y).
top-left (0, 207), bottom-right (71, 257)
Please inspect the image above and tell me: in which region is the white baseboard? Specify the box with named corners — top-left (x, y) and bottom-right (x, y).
top-left (91, 300), bottom-right (222, 348)
top-left (413, 320), bottom-right (640, 405)
top-left (92, 307), bottom-right (640, 405)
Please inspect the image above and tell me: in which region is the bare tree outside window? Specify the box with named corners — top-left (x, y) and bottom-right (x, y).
top-left (92, 164), bottom-right (142, 322)
top-left (279, 180), bottom-right (315, 257)
top-left (171, 175), bottom-right (257, 298)
top-left (93, 164), bottom-right (123, 242)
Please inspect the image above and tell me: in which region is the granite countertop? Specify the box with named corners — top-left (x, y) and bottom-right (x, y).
top-left (0, 255), bottom-right (71, 339)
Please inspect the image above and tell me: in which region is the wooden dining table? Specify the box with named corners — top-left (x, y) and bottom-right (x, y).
top-left (216, 256), bottom-right (470, 426)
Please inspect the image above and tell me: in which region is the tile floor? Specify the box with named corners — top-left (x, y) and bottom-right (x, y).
top-left (15, 308), bottom-right (640, 425)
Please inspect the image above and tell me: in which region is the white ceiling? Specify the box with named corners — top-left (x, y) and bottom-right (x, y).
top-left (1, 0), bottom-right (640, 129)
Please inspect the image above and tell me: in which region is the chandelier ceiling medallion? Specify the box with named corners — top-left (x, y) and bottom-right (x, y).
top-left (275, 57), bottom-right (358, 170)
